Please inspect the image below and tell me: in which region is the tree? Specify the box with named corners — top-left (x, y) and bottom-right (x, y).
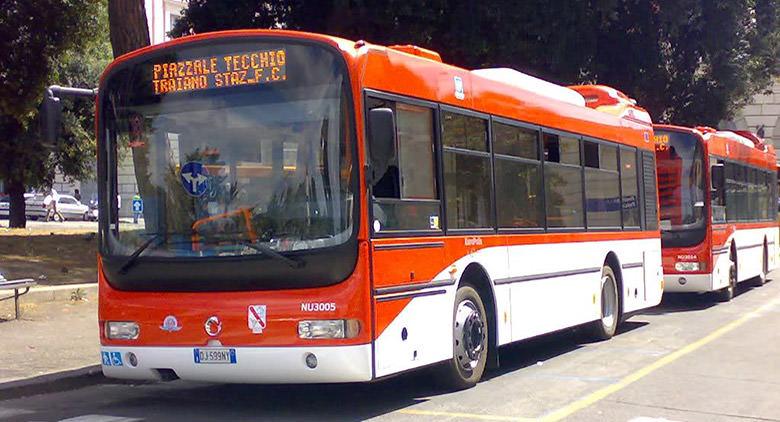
top-left (107, 0), bottom-right (154, 220)
top-left (170, 0), bottom-right (779, 127)
top-left (0, 0), bottom-right (104, 227)
top-left (108, 0), bottom-right (150, 58)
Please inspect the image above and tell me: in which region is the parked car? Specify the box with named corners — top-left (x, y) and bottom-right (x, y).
top-left (52, 195), bottom-right (93, 221)
top-left (0, 193), bottom-right (93, 221)
top-left (1, 193), bottom-right (36, 219)
top-left (0, 196), bottom-right (8, 219)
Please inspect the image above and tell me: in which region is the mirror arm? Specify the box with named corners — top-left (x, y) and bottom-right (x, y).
top-left (48, 85), bottom-right (98, 99)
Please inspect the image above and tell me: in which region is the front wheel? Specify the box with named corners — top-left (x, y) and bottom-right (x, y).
top-left (590, 266), bottom-right (620, 341)
top-left (439, 285), bottom-right (488, 390)
top-left (717, 262), bottom-right (737, 302)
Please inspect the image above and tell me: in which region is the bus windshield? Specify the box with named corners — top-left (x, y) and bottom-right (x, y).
top-left (101, 40), bottom-right (355, 262)
top-left (655, 130), bottom-right (706, 247)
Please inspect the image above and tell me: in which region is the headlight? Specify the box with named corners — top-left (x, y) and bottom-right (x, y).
top-left (106, 321), bottom-right (140, 340)
top-left (675, 262), bottom-right (702, 272)
top-left (298, 319), bottom-right (360, 339)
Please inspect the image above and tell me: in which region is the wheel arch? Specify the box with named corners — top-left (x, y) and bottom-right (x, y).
top-left (458, 262), bottom-right (499, 370)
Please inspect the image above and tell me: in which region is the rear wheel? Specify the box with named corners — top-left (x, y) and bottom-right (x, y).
top-left (755, 244), bottom-right (768, 287)
top-left (439, 285), bottom-right (488, 390)
top-left (590, 266), bottom-right (620, 340)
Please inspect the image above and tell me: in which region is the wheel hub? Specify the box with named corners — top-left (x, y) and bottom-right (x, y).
top-left (601, 275), bottom-right (616, 328)
top-left (454, 300), bottom-right (485, 370)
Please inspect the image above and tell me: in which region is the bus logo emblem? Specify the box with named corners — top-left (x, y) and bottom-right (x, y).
top-left (248, 305), bottom-right (267, 334)
top-left (204, 316), bottom-right (222, 337)
top-left (160, 315), bottom-right (182, 332)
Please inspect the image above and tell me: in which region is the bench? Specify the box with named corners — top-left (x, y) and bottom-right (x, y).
top-left (0, 278), bottom-right (37, 319)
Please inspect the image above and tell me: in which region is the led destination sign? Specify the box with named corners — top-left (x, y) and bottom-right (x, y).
top-left (151, 48), bottom-right (287, 95)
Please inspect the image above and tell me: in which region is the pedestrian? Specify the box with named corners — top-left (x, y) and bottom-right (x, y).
top-left (44, 187), bottom-right (64, 222)
top-left (74, 189), bottom-right (81, 202)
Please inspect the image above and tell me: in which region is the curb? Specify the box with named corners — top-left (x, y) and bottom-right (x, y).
top-left (0, 365), bottom-right (104, 401)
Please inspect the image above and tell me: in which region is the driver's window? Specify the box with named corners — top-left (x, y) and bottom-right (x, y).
top-left (369, 97), bottom-right (440, 234)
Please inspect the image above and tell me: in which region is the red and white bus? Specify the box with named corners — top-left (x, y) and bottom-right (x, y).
top-left (97, 30), bottom-right (663, 388)
top-left (654, 125), bottom-right (778, 301)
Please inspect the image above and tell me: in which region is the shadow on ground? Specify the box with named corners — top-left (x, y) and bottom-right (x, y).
top-left (643, 278), bottom-right (767, 316)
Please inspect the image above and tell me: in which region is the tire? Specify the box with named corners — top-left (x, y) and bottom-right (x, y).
top-left (754, 244), bottom-right (768, 287)
top-left (590, 266), bottom-right (620, 341)
top-left (717, 260), bottom-right (737, 302)
top-left (438, 285), bottom-right (489, 390)
top-left (83, 212), bottom-right (90, 221)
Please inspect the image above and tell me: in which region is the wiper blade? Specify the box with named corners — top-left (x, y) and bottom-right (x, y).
top-left (118, 234), bottom-right (164, 274)
top-left (241, 240), bottom-right (305, 269)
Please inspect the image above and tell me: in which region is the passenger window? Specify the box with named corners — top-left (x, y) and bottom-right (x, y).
top-left (442, 111), bottom-right (492, 229)
top-left (369, 99), bottom-right (440, 233)
top-left (621, 148), bottom-right (641, 227)
top-left (544, 133), bottom-right (583, 228)
top-left (443, 112), bottom-right (488, 151)
top-left (544, 133), bottom-right (580, 165)
top-left (585, 143), bottom-right (620, 228)
top-left (493, 122), bottom-right (542, 228)
top-left (493, 122), bottom-right (538, 160)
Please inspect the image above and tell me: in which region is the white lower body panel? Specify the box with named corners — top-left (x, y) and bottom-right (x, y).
top-left (101, 344), bottom-right (373, 384)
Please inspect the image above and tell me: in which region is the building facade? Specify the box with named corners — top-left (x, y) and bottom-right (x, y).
top-left (721, 78), bottom-right (780, 164)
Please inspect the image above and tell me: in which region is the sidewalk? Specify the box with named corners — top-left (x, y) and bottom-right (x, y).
top-left (0, 295), bottom-right (99, 385)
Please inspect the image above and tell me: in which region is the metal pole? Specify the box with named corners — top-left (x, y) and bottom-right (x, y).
top-left (14, 288), bottom-right (19, 319)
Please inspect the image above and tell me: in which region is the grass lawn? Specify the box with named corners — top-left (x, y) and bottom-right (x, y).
top-left (0, 225), bottom-right (97, 285)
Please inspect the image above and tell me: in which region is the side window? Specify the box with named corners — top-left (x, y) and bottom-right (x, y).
top-left (641, 151), bottom-right (658, 230)
top-left (442, 111), bottom-right (492, 229)
top-left (493, 122), bottom-right (543, 228)
top-left (735, 165), bottom-right (747, 221)
top-left (710, 157), bottom-right (726, 223)
top-left (544, 133), bottom-right (583, 228)
top-left (620, 148), bottom-right (641, 227)
top-left (369, 98), bottom-right (440, 233)
top-left (584, 141), bottom-right (620, 228)
top-left (725, 162), bottom-right (737, 222)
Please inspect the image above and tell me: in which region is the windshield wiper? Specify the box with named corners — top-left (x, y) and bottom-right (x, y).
top-left (118, 234), bottom-right (164, 274)
top-left (241, 240), bottom-right (305, 269)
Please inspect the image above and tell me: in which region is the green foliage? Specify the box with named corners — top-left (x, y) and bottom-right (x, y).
top-left (0, 0), bottom-right (107, 193)
top-left (171, 0), bottom-right (779, 126)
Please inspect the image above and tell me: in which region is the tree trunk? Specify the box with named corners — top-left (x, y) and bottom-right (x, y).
top-left (108, 0), bottom-right (150, 58)
top-left (7, 179), bottom-right (26, 229)
top-left (108, 0), bottom-right (153, 221)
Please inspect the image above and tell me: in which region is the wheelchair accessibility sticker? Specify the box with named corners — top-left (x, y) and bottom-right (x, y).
top-left (102, 351), bottom-right (123, 367)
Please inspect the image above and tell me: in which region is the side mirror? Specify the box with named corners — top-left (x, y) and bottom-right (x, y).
top-left (40, 87), bottom-right (63, 144)
top-left (367, 107), bottom-right (396, 185)
top-left (39, 85), bottom-right (97, 144)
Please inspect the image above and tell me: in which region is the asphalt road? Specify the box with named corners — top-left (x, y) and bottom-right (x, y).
top-left (2, 271), bottom-right (780, 422)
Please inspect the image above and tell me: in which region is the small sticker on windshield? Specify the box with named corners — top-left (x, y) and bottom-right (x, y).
top-left (180, 162), bottom-right (210, 197)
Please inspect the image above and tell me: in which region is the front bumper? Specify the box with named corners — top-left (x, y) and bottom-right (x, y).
top-left (101, 344), bottom-right (373, 384)
top-left (663, 273), bottom-right (712, 292)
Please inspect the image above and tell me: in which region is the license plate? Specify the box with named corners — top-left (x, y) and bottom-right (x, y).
top-left (193, 348), bottom-right (237, 364)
